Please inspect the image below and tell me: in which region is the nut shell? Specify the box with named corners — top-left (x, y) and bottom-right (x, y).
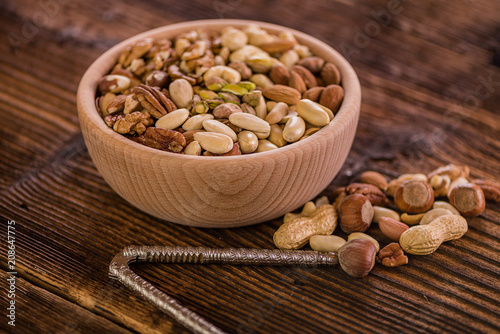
top-left (339, 194), bottom-right (374, 233)
top-left (338, 238), bottom-right (377, 278)
top-left (449, 183), bottom-right (485, 217)
top-left (394, 180), bottom-right (434, 214)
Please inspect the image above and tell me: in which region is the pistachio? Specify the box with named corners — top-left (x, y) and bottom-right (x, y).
top-left (238, 81), bottom-right (256, 92)
top-left (199, 90), bottom-right (219, 100)
top-left (213, 103), bottom-right (242, 118)
top-left (221, 84), bottom-right (248, 96)
top-left (169, 79), bottom-right (193, 108)
top-left (194, 101), bottom-right (209, 114)
top-left (242, 90), bottom-right (262, 107)
top-left (240, 103), bottom-right (256, 115)
top-left (218, 92), bottom-right (240, 105)
top-left (205, 76), bottom-right (228, 91)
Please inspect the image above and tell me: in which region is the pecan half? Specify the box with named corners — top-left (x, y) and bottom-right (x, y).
top-left (377, 243), bottom-right (408, 267)
top-left (133, 84), bottom-right (176, 119)
top-left (112, 111), bottom-right (153, 135)
top-left (346, 183), bottom-right (390, 207)
top-left (131, 127), bottom-right (186, 153)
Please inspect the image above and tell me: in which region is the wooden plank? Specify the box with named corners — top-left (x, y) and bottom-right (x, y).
top-left (0, 271), bottom-right (132, 333)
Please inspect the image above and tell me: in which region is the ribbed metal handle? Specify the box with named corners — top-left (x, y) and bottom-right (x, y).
top-left (109, 246), bottom-right (338, 334)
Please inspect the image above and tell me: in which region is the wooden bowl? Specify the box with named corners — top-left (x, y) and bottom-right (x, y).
top-left (77, 19), bottom-right (361, 228)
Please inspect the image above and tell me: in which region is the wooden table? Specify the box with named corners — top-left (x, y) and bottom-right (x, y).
top-left (1, 1), bottom-right (499, 333)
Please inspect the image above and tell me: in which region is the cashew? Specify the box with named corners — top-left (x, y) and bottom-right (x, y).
top-left (203, 65), bottom-right (241, 84)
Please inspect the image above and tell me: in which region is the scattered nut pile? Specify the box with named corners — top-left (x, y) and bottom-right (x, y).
top-left (273, 163), bottom-right (499, 278)
top-left (96, 25), bottom-right (344, 155)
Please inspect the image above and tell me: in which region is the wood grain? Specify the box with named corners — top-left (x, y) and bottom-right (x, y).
top-left (0, 0), bottom-right (499, 333)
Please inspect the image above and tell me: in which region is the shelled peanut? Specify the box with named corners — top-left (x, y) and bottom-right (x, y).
top-left (272, 163), bottom-right (499, 278)
top-left (96, 25), bottom-right (345, 156)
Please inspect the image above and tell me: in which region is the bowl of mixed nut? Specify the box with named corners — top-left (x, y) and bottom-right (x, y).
top-left (77, 19), bottom-right (361, 227)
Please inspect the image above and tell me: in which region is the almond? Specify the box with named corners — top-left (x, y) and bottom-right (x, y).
top-left (262, 85), bottom-right (301, 105)
top-left (291, 65), bottom-right (318, 88)
top-left (260, 39), bottom-right (296, 54)
top-left (379, 217), bottom-right (409, 241)
top-left (269, 64), bottom-right (290, 85)
top-left (288, 71), bottom-right (307, 94)
top-left (319, 85), bottom-right (344, 113)
top-left (302, 87), bottom-right (325, 102)
top-left (298, 56), bottom-right (325, 73)
top-left (360, 171), bottom-right (388, 191)
top-left (321, 62), bottom-right (341, 86)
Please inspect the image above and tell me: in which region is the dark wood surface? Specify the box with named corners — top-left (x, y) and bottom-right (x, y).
top-left (1, 0), bottom-right (499, 333)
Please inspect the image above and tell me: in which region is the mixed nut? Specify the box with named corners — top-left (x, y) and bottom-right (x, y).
top-left (96, 25), bottom-right (344, 156)
top-left (273, 163), bottom-right (499, 278)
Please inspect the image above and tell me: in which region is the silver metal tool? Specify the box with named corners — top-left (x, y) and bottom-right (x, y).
top-left (109, 246), bottom-right (338, 334)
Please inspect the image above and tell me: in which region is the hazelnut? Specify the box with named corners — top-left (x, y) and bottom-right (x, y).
top-left (472, 179), bottom-right (500, 203)
top-left (378, 217), bottom-right (409, 241)
top-left (449, 183), bottom-right (486, 217)
top-left (339, 194), bottom-right (374, 233)
top-left (394, 180), bottom-right (434, 214)
top-left (338, 238), bottom-right (377, 278)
